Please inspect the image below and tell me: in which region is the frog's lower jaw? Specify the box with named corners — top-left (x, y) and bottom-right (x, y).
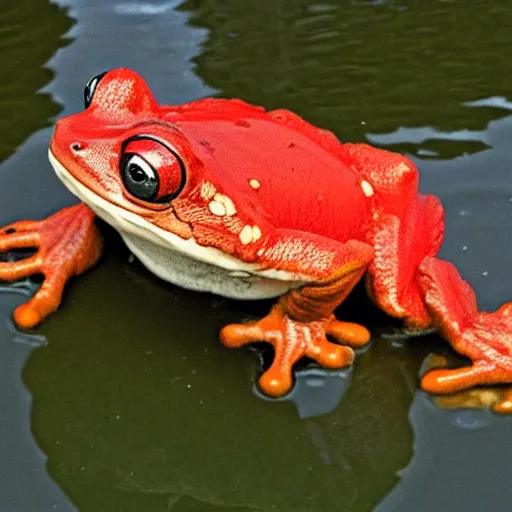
top-left (49, 150), bottom-right (302, 299)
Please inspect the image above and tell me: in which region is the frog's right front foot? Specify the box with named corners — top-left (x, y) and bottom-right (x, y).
top-left (220, 303), bottom-right (370, 397)
top-left (0, 204), bottom-right (103, 328)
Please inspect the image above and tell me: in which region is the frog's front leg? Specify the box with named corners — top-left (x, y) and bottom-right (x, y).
top-left (0, 204), bottom-right (103, 328)
top-left (220, 231), bottom-right (374, 396)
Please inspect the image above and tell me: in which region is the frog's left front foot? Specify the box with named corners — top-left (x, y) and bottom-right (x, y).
top-left (220, 303), bottom-right (370, 397)
top-left (0, 204), bottom-right (103, 328)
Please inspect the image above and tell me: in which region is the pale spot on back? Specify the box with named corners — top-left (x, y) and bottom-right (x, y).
top-left (252, 225), bottom-right (262, 241)
top-left (249, 179), bottom-right (261, 190)
top-left (214, 193), bottom-right (237, 216)
top-left (360, 180), bottom-right (374, 197)
top-left (239, 225), bottom-right (253, 245)
top-left (209, 201), bottom-right (226, 216)
top-left (239, 225), bottom-right (263, 245)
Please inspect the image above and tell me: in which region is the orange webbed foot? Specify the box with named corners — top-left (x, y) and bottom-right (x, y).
top-left (421, 362), bottom-right (511, 394)
top-left (418, 258), bottom-right (512, 409)
top-left (420, 307), bottom-right (512, 408)
top-left (421, 355), bottom-right (512, 414)
top-left (0, 204), bottom-right (103, 328)
top-left (422, 303), bottom-right (512, 393)
top-left (220, 303), bottom-right (370, 397)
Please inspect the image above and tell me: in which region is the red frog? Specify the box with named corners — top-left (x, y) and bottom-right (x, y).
top-left (1, 68), bottom-right (512, 410)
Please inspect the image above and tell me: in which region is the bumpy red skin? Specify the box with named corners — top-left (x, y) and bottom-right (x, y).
top-left (2, 68), bottom-right (512, 406)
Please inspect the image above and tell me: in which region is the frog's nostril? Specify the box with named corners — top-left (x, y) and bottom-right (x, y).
top-left (71, 142), bottom-right (84, 152)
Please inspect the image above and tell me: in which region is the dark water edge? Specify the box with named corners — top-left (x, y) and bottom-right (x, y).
top-left (0, 0), bottom-right (512, 511)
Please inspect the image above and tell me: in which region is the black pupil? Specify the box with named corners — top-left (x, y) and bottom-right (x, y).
top-left (129, 164), bottom-right (147, 182)
top-left (120, 153), bottom-right (159, 202)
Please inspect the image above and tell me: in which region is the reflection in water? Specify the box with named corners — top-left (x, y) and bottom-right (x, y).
top-left (367, 127), bottom-right (492, 158)
top-left (367, 97), bottom-right (512, 159)
top-left (180, 0), bottom-right (512, 143)
top-left (377, 391), bottom-right (512, 512)
top-left (24, 247), bottom-right (419, 510)
top-left (0, 0), bottom-right (76, 510)
top-left (0, 0), bottom-right (72, 163)
top-left (254, 366), bottom-right (352, 419)
top-left (113, 2), bottom-right (180, 16)
top-left (466, 96), bottom-right (512, 111)
top-left (0, 294), bottom-right (74, 510)
top-left (434, 386), bottom-right (512, 419)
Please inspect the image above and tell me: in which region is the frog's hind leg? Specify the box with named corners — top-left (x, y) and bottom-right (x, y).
top-left (341, 143), bottom-right (445, 329)
top-left (366, 193), bottom-right (445, 329)
top-left (345, 144), bottom-right (512, 412)
top-left (417, 257), bottom-right (512, 412)
top-left (366, 187), bottom-right (512, 411)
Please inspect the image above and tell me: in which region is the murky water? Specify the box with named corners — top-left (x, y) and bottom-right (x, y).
top-left (1, 0), bottom-right (512, 510)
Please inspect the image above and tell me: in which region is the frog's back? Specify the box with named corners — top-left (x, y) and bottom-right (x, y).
top-left (166, 99), bottom-right (371, 242)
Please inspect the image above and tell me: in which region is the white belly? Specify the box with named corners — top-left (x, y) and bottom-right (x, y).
top-left (122, 233), bottom-right (298, 299)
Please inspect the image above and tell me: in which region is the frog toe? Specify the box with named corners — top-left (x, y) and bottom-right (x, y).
top-left (259, 367), bottom-right (294, 397)
top-left (306, 337), bottom-right (354, 368)
top-left (326, 318), bottom-right (371, 347)
top-left (0, 256), bottom-right (41, 281)
top-left (492, 388), bottom-right (512, 414)
top-left (13, 303), bottom-right (44, 329)
top-left (219, 322), bottom-right (264, 348)
top-left (12, 272), bottom-right (68, 329)
top-left (421, 362), bottom-right (512, 395)
top-left (0, 220), bottom-right (39, 236)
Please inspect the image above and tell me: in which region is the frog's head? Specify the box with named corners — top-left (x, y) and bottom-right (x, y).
top-left (49, 68), bottom-right (203, 240)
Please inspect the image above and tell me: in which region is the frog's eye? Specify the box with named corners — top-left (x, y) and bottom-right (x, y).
top-left (120, 136), bottom-right (186, 204)
top-left (84, 71), bottom-right (107, 109)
